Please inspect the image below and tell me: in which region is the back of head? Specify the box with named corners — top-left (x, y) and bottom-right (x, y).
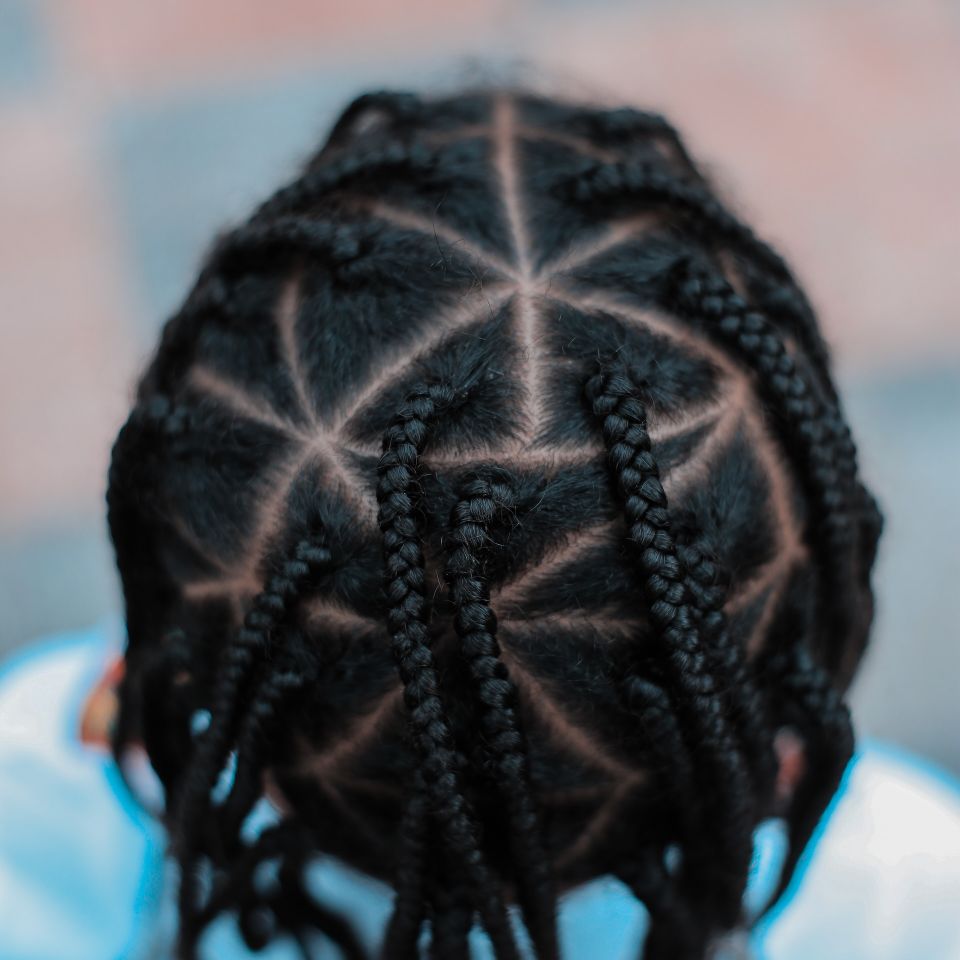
top-left (107, 88), bottom-right (882, 959)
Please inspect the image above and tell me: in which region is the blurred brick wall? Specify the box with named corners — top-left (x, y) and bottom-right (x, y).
top-left (1, 0), bottom-right (957, 770)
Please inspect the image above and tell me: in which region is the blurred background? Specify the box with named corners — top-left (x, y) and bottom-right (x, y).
top-left (0, 0), bottom-right (957, 773)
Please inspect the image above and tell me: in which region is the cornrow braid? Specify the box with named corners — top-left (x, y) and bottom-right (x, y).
top-left (135, 138), bottom-right (441, 399)
top-left (212, 217), bottom-right (369, 273)
top-left (445, 474), bottom-right (559, 960)
top-left (136, 278), bottom-right (235, 399)
top-left (580, 105), bottom-right (702, 177)
top-left (666, 261), bottom-right (874, 670)
top-left (375, 382), bottom-right (520, 960)
top-left (132, 135), bottom-right (448, 402)
top-left (107, 397), bottom-right (204, 775)
top-left (561, 159), bottom-right (833, 382)
top-left (669, 262), bottom-right (858, 509)
top-left (140, 215), bottom-right (367, 399)
top-left (252, 140), bottom-right (435, 223)
top-left (106, 395), bottom-right (181, 606)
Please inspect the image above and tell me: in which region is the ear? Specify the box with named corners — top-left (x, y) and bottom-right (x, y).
top-left (773, 727), bottom-right (807, 810)
top-left (79, 655), bottom-right (125, 748)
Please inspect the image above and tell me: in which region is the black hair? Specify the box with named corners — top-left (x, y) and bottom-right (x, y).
top-left (106, 87), bottom-right (881, 959)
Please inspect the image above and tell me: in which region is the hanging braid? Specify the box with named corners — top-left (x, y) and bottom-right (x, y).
top-left (665, 260), bottom-right (878, 672)
top-left (107, 87), bottom-right (880, 959)
top-left (444, 474), bottom-right (559, 959)
top-left (382, 778), bottom-right (432, 958)
top-left (761, 645), bottom-right (854, 909)
top-left (618, 849), bottom-right (708, 960)
top-left (427, 855), bottom-right (475, 960)
top-left (174, 541), bottom-right (333, 953)
top-left (676, 537), bottom-right (777, 796)
top-left (585, 367), bottom-right (755, 934)
top-left (376, 383), bottom-right (521, 960)
top-left (190, 821), bottom-right (368, 960)
top-left (216, 660), bottom-right (308, 850)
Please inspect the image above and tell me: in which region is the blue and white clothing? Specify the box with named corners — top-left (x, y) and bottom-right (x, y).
top-left (2, 625), bottom-right (959, 960)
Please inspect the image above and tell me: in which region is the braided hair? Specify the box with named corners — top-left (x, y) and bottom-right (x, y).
top-left (107, 87), bottom-right (881, 959)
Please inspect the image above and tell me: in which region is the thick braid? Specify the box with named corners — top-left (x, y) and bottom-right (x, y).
top-left (445, 475), bottom-right (559, 960)
top-left (382, 776), bottom-right (432, 959)
top-left (376, 383), bottom-right (520, 960)
top-left (677, 539), bottom-right (777, 799)
top-left (581, 106), bottom-right (702, 176)
top-left (566, 161), bottom-right (797, 289)
top-left (670, 264), bottom-right (857, 506)
top-left (622, 655), bottom-right (758, 958)
top-left (618, 672), bottom-right (714, 936)
top-left (212, 217), bottom-right (369, 272)
top-left (620, 675), bottom-right (697, 820)
top-left (252, 141), bottom-right (434, 222)
top-left (270, 838), bottom-right (368, 960)
top-left (735, 266), bottom-right (839, 407)
top-left (618, 541), bottom-right (773, 947)
top-left (668, 262), bottom-right (868, 670)
top-left (671, 263), bottom-right (858, 508)
top-left (618, 850), bottom-right (710, 960)
top-left (183, 822), bottom-right (306, 954)
top-left (679, 251), bottom-right (863, 524)
top-left (428, 862), bottom-right (474, 960)
top-left (173, 541), bottom-right (333, 942)
top-left (217, 664), bottom-right (307, 851)
top-left (199, 821), bottom-right (367, 960)
top-left (764, 645), bottom-right (854, 908)
top-left (585, 367), bottom-right (755, 928)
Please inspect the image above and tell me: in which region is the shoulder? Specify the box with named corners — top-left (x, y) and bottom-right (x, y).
top-left (754, 743), bottom-right (960, 960)
top-left (0, 626), bottom-right (165, 960)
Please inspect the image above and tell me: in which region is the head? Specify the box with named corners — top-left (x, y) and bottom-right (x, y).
top-left (106, 88), bottom-right (881, 959)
